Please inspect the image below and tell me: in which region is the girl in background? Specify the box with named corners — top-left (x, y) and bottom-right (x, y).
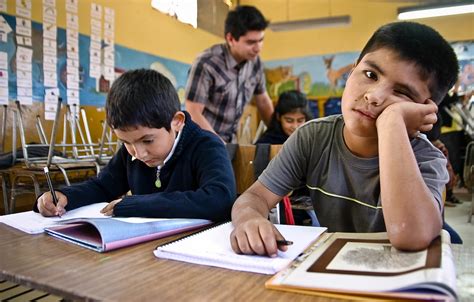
top-left (256, 90), bottom-right (313, 144)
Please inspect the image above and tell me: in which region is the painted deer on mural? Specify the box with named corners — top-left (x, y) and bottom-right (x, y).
top-left (323, 56), bottom-right (353, 91)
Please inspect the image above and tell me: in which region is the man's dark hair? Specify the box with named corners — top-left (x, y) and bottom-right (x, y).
top-left (357, 21), bottom-right (458, 104)
top-left (106, 69), bottom-right (180, 131)
top-left (268, 90), bottom-right (312, 130)
top-left (225, 5), bottom-right (269, 40)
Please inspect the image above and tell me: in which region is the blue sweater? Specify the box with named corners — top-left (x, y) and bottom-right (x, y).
top-left (49, 112), bottom-right (236, 221)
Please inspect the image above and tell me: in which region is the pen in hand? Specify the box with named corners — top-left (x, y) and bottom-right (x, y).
top-left (276, 239), bottom-right (293, 246)
top-left (43, 166), bottom-right (60, 217)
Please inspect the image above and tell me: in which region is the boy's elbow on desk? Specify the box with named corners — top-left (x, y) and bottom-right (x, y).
top-left (387, 227), bottom-right (440, 251)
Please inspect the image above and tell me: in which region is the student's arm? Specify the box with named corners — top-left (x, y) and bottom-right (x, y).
top-left (377, 100), bottom-right (444, 251)
top-left (185, 100), bottom-right (218, 135)
top-left (230, 181), bottom-right (287, 257)
top-left (113, 136), bottom-right (235, 222)
top-left (254, 91), bottom-right (274, 127)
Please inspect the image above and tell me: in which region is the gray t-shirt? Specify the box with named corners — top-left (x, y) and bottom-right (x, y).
top-left (259, 115), bottom-right (448, 233)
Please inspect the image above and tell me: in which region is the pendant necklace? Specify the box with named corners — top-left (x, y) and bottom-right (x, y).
top-left (155, 129), bottom-right (182, 188)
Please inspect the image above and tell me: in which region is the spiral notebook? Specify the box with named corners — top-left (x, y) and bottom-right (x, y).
top-left (153, 222), bottom-right (327, 274)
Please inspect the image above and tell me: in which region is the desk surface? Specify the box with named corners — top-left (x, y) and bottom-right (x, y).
top-left (0, 224), bottom-right (338, 302)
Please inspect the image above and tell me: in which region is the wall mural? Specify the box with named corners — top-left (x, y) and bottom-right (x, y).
top-left (263, 41), bottom-right (474, 117)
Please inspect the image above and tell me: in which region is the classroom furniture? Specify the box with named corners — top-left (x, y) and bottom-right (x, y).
top-left (0, 223), bottom-right (471, 301)
top-left (0, 224), bottom-right (322, 301)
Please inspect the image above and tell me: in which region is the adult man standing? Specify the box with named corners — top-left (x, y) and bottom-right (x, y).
top-left (185, 5), bottom-right (274, 143)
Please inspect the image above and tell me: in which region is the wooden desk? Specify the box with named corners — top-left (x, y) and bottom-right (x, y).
top-left (0, 224), bottom-right (337, 302)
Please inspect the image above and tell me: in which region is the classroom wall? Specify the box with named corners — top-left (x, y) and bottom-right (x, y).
top-left (242, 0), bottom-right (474, 60)
top-left (1, 0), bottom-right (223, 152)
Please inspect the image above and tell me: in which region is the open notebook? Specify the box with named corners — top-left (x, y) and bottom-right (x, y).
top-left (154, 222), bottom-right (327, 274)
top-left (0, 203), bottom-right (109, 234)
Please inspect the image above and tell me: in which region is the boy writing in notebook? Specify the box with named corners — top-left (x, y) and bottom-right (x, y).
top-left (230, 22), bottom-right (458, 256)
top-left (36, 69), bottom-right (236, 221)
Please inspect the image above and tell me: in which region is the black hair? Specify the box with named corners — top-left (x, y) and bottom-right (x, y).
top-left (224, 5), bottom-right (269, 40)
top-left (268, 90), bottom-right (312, 130)
top-left (357, 21), bottom-right (458, 104)
top-left (106, 69), bottom-right (180, 131)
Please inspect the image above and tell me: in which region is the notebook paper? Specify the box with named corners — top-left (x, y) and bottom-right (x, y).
top-left (0, 203), bottom-right (108, 234)
top-left (154, 222), bottom-right (326, 274)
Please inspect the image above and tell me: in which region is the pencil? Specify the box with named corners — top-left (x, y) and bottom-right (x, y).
top-left (276, 239), bottom-right (293, 246)
top-left (43, 166), bottom-right (59, 207)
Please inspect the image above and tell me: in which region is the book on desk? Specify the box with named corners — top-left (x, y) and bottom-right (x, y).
top-left (0, 202), bottom-right (212, 252)
top-left (154, 222), bottom-right (456, 301)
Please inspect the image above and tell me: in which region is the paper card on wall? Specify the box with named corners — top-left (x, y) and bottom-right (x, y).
top-left (67, 36), bottom-right (78, 49)
top-left (44, 75), bottom-right (57, 87)
top-left (67, 73), bottom-right (79, 83)
top-left (0, 32), bottom-right (7, 43)
top-left (91, 18), bottom-right (101, 31)
top-left (104, 13), bottom-right (114, 23)
top-left (43, 6), bottom-right (57, 24)
top-left (45, 87), bottom-right (59, 99)
top-left (0, 91), bottom-right (8, 105)
top-left (17, 69), bottom-right (31, 80)
top-left (43, 37), bottom-right (56, 48)
top-left (66, 28), bottom-right (78, 40)
top-left (44, 101), bottom-right (57, 111)
top-left (67, 58), bottom-right (79, 68)
top-left (16, 7), bottom-right (31, 19)
top-left (103, 29), bottom-right (114, 39)
top-left (65, 0), bottom-right (78, 13)
top-left (0, 52), bottom-right (7, 70)
top-left (104, 58), bottom-right (114, 67)
top-left (104, 21), bottom-right (114, 31)
top-left (18, 95), bottom-right (32, 105)
top-left (16, 46), bottom-right (33, 61)
top-left (90, 40), bottom-right (101, 50)
top-left (43, 0), bottom-right (56, 7)
top-left (103, 37), bottom-right (114, 48)
top-left (43, 55), bottom-right (57, 65)
top-left (17, 77), bottom-right (32, 88)
top-left (44, 111), bottom-right (56, 120)
top-left (16, 35), bottom-right (32, 46)
top-left (0, 86), bottom-right (8, 96)
top-left (91, 3), bottom-right (102, 19)
top-left (0, 0), bottom-right (6, 12)
top-left (43, 23), bottom-right (57, 39)
top-left (67, 80), bottom-right (79, 90)
top-left (67, 43), bottom-right (78, 54)
top-left (67, 89), bottom-right (78, 98)
top-left (17, 61), bottom-right (32, 72)
top-left (0, 69), bottom-right (8, 87)
top-left (66, 13), bottom-right (79, 30)
top-left (104, 7), bottom-right (114, 17)
top-left (89, 64), bottom-right (101, 78)
top-left (16, 0), bottom-right (31, 9)
top-left (67, 66), bottom-right (79, 76)
top-left (90, 33), bottom-right (101, 42)
top-left (16, 18), bottom-right (32, 36)
top-left (43, 46), bottom-right (57, 57)
top-left (67, 50), bottom-right (79, 60)
top-left (17, 86), bottom-right (32, 97)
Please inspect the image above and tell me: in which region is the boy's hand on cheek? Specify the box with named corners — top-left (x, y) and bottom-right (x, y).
top-left (376, 99), bottom-right (437, 137)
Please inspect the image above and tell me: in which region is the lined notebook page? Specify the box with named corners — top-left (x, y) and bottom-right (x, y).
top-left (154, 222), bottom-right (326, 274)
top-left (0, 203), bottom-right (108, 234)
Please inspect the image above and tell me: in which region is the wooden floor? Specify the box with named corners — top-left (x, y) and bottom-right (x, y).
top-left (0, 280), bottom-right (63, 301)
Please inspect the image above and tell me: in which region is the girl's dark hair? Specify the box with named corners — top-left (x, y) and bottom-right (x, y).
top-left (357, 22), bottom-right (458, 104)
top-left (268, 90), bottom-right (312, 130)
top-left (106, 69), bottom-right (180, 131)
top-left (225, 5), bottom-right (269, 40)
